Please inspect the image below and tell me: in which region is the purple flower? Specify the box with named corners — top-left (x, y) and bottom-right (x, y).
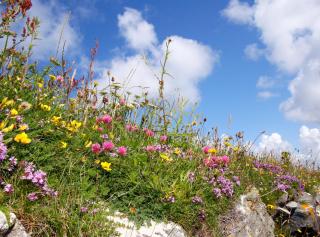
top-left (80, 207), bottom-right (88, 213)
top-left (8, 156), bottom-right (17, 171)
top-left (4, 184), bottom-right (14, 194)
top-left (192, 196), bottom-right (203, 204)
top-left (198, 209), bottom-right (206, 222)
top-left (27, 192), bottom-right (38, 201)
top-left (233, 176), bottom-right (241, 186)
top-left (188, 172), bottom-right (195, 183)
top-left (213, 188), bottom-right (222, 198)
top-left (0, 142), bottom-right (7, 162)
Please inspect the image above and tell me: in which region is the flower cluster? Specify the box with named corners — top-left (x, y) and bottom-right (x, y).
top-left (212, 176), bottom-right (234, 198)
top-left (21, 161), bottom-right (58, 201)
top-left (203, 155), bottom-right (230, 168)
top-left (276, 174), bottom-right (304, 192)
top-left (254, 161), bottom-right (283, 174)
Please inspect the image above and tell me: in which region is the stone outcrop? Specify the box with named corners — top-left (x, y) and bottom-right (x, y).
top-left (0, 211), bottom-right (29, 237)
top-left (219, 187), bottom-right (275, 237)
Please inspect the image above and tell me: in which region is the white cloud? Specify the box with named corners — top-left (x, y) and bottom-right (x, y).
top-left (118, 8), bottom-right (158, 52)
top-left (223, 0), bottom-right (320, 123)
top-left (244, 43), bottom-right (265, 61)
top-left (221, 0), bottom-right (254, 25)
top-left (258, 133), bottom-right (293, 154)
top-left (97, 8), bottom-right (218, 103)
top-left (256, 76), bottom-right (275, 89)
top-left (280, 60), bottom-right (320, 123)
top-left (298, 126), bottom-right (320, 165)
top-left (257, 91), bottom-right (277, 100)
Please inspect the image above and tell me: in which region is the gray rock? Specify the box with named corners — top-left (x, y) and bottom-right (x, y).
top-left (219, 187), bottom-right (275, 237)
top-left (297, 192), bottom-right (314, 204)
top-left (6, 219), bottom-right (30, 237)
top-left (286, 201), bottom-right (298, 210)
top-left (0, 211), bottom-right (9, 236)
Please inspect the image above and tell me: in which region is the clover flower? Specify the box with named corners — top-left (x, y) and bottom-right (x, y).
top-left (91, 143), bottom-right (101, 154)
top-left (160, 135), bottom-right (168, 143)
top-left (117, 146), bottom-right (127, 156)
top-left (125, 124), bottom-right (138, 132)
top-left (144, 128), bottom-right (154, 137)
top-left (102, 141), bottom-right (114, 152)
top-left (101, 115), bottom-right (112, 124)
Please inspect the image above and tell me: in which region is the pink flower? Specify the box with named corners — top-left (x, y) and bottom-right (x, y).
top-left (102, 115), bottom-right (112, 124)
top-left (160, 135), bottom-right (167, 143)
top-left (117, 146), bottom-right (127, 156)
top-left (27, 192), bottom-right (38, 201)
top-left (221, 155), bottom-right (230, 165)
top-left (97, 127), bottom-right (103, 132)
top-left (144, 129), bottom-right (154, 137)
top-left (91, 143), bottom-right (101, 154)
top-left (145, 145), bottom-right (157, 152)
top-left (4, 184), bottom-right (14, 194)
top-left (119, 98), bottom-right (126, 106)
top-left (102, 141), bottom-right (114, 152)
top-left (80, 207), bottom-right (88, 213)
top-left (202, 146), bottom-right (211, 154)
top-left (56, 75), bottom-right (63, 83)
top-left (126, 124), bottom-right (138, 132)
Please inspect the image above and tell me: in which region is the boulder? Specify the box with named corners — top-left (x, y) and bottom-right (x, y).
top-left (107, 211), bottom-right (187, 237)
top-left (0, 211), bottom-right (29, 237)
top-left (219, 187), bottom-right (275, 237)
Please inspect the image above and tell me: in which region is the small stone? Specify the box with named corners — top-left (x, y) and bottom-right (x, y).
top-left (276, 207), bottom-right (291, 215)
top-left (286, 201), bottom-right (298, 209)
top-left (297, 192), bottom-right (314, 204)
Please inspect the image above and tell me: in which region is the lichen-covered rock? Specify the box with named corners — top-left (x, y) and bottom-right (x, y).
top-left (6, 219), bottom-right (30, 237)
top-left (219, 187), bottom-right (275, 237)
top-left (0, 211), bottom-right (9, 236)
top-left (107, 211), bottom-right (187, 237)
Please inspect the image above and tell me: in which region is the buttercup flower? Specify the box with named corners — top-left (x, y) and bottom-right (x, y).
top-left (40, 104), bottom-right (51, 112)
top-left (10, 109), bottom-right (18, 116)
top-left (66, 120), bottom-right (82, 132)
top-left (101, 161), bottom-right (112, 171)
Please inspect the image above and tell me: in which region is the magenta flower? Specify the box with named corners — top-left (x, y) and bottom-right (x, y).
top-left (102, 115), bottom-right (112, 124)
top-left (144, 129), bottom-right (154, 137)
top-left (126, 124), bottom-right (138, 132)
top-left (221, 155), bottom-right (230, 165)
top-left (145, 145), bottom-right (157, 152)
top-left (91, 143), bottom-right (101, 154)
top-left (160, 135), bottom-right (168, 143)
top-left (0, 142), bottom-right (7, 162)
top-left (202, 146), bottom-right (211, 154)
top-left (80, 207), bottom-right (88, 213)
top-left (117, 146), bottom-right (127, 156)
top-left (102, 141), bottom-right (114, 152)
top-left (27, 192), bottom-right (38, 201)
top-left (4, 184), bottom-right (14, 194)
top-left (56, 75), bottom-right (64, 83)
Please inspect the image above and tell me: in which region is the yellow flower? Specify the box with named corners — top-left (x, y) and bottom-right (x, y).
top-left (233, 146), bottom-right (240, 152)
top-left (40, 104), bottom-right (51, 112)
top-left (10, 109), bottom-right (18, 116)
top-left (0, 121), bottom-right (7, 130)
top-left (51, 116), bottom-right (61, 126)
top-left (1, 97), bottom-right (14, 108)
top-left (66, 120), bottom-right (82, 133)
top-left (101, 161), bottom-right (112, 172)
top-left (37, 83), bottom-right (43, 88)
top-left (208, 148), bottom-right (217, 154)
top-left (109, 132), bottom-right (114, 140)
top-left (174, 148), bottom-right (181, 155)
top-left (14, 132), bottom-right (31, 144)
top-left (19, 124), bottom-right (28, 131)
top-left (160, 153), bottom-right (172, 162)
top-left (95, 159), bottom-right (101, 164)
top-left (267, 204), bottom-right (275, 210)
top-left (60, 141), bottom-right (68, 149)
top-left (224, 142), bottom-right (232, 147)
top-left (2, 124), bottom-right (14, 133)
top-left (85, 140), bottom-right (92, 148)
top-left (49, 74), bottom-right (56, 80)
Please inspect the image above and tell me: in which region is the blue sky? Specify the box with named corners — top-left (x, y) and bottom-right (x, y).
top-left (24, 0), bottom-right (320, 161)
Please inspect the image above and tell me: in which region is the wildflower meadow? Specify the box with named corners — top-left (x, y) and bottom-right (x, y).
top-left (0, 1), bottom-right (320, 236)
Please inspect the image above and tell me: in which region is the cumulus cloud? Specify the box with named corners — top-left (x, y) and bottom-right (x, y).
top-left (97, 8), bottom-right (218, 103)
top-left (221, 0), bottom-right (254, 25)
top-left (29, 0), bottom-right (82, 60)
top-left (1, 0), bottom-right (82, 61)
top-left (223, 0), bottom-right (320, 123)
top-left (258, 133), bottom-right (293, 154)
